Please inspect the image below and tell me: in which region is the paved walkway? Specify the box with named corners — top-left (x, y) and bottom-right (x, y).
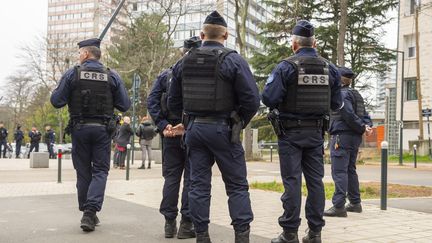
top-left (0, 158), bottom-right (432, 242)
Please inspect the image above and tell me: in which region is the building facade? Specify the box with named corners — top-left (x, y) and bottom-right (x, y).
top-left (397, 0), bottom-right (432, 151)
top-left (132, 0), bottom-right (271, 53)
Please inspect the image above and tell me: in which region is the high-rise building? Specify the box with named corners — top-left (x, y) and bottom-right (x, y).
top-left (132, 0), bottom-right (271, 53)
top-left (47, 0), bottom-right (128, 82)
top-left (397, 0), bottom-right (432, 151)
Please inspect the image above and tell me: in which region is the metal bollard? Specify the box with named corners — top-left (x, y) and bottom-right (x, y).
top-left (413, 144), bottom-right (417, 168)
top-left (126, 144), bottom-right (131, 181)
top-left (380, 141), bottom-right (388, 210)
top-left (57, 147), bottom-right (62, 184)
top-left (270, 146), bottom-right (273, 162)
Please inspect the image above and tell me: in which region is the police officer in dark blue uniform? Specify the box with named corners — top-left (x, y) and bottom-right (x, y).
top-left (262, 20), bottom-right (343, 243)
top-left (324, 67), bottom-right (373, 217)
top-left (50, 38), bottom-right (131, 232)
top-left (168, 11), bottom-right (260, 243)
top-left (28, 126), bottom-right (42, 158)
top-left (44, 125), bottom-right (56, 159)
top-left (0, 122), bottom-right (8, 158)
top-left (148, 36), bottom-right (201, 239)
top-left (14, 125), bottom-right (24, 158)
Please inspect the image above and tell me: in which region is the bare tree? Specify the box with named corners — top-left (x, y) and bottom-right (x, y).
top-left (234, 0), bottom-right (254, 160)
top-left (337, 0), bottom-right (348, 66)
top-left (5, 70), bottom-right (34, 125)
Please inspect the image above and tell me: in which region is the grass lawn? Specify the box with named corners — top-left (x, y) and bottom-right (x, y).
top-left (388, 154), bottom-right (432, 163)
top-left (250, 181), bottom-right (432, 200)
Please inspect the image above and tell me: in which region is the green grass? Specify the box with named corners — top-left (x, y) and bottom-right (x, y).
top-left (388, 153), bottom-right (432, 163)
top-left (250, 181), bottom-right (432, 200)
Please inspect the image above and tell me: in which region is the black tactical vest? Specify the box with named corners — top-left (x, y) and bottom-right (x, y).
top-left (160, 69), bottom-right (181, 120)
top-left (182, 47), bottom-right (236, 113)
top-left (69, 65), bottom-right (114, 123)
top-left (331, 86), bottom-right (366, 121)
top-left (279, 55), bottom-right (331, 116)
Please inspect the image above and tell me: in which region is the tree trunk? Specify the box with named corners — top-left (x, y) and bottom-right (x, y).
top-left (234, 0), bottom-right (253, 161)
top-left (337, 0), bottom-right (348, 66)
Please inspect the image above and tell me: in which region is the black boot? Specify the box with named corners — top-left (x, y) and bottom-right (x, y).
top-left (323, 206), bottom-right (347, 217)
top-left (346, 202), bottom-right (362, 213)
top-left (165, 219), bottom-right (177, 238)
top-left (271, 231), bottom-right (299, 243)
top-left (138, 164), bottom-right (146, 169)
top-left (302, 230), bottom-right (321, 243)
top-left (177, 219), bottom-right (196, 239)
top-left (94, 215), bottom-right (100, 226)
top-left (196, 231), bottom-right (211, 243)
top-left (80, 211), bottom-right (96, 232)
top-left (235, 229), bottom-right (250, 243)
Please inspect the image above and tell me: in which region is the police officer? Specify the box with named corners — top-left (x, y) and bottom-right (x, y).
top-left (168, 11), bottom-right (260, 243)
top-left (44, 125), bottom-right (56, 159)
top-left (50, 38), bottom-right (130, 232)
top-left (148, 36), bottom-right (202, 239)
top-left (262, 20), bottom-right (343, 243)
top-left (28, 126), bottom-right (42, 158)
top-left (0, 122), bottom-right (8, 158)
top-left (14, 125), bottom-right (24, 158)
top-left (324, 67), bottom-right (373, 217)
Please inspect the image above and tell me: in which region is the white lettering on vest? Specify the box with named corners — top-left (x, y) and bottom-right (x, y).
top-left (80, 71), bottom-right (108, 82)
top-left (298, 75), bottom-right (329, 85)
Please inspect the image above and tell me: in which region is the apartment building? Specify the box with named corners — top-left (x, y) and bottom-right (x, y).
top-left (397, 0), bottom-right (432, 150)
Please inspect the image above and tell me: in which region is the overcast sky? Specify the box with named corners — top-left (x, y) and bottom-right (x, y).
top-left (0, 2), bottom-right (397, 97)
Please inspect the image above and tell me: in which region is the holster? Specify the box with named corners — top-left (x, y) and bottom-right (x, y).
top-left (230, 111), bottom-right (242, 143)
top-left (267, 109), bottom-right (284, 136)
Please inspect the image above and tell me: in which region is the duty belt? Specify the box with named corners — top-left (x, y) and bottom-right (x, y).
top-left (194, 117), bottom-right (229, 125)
top-left (281, 119), bottom-right (323, 129)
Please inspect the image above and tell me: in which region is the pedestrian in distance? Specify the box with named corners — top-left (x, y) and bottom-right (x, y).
top-left (147, 36), bottom-right (202, 239)
top-left (14, 124), bottom-right (24, 158)
top-left (262, 20), bottom-right (343, 243)
top-left (136, 116), bottom-right (156, 169)
top-left (28, 126), bottom-right (42, 158)
top-left (115, 116), bottom-right (133, 170)
top-left (50, 38), bottom-right (131, 232)
top-left (44, 125), bottom-right (56, 159)
top-left (0, 122), bottom-right (8, 158)
top-left (324, 67), bottom-right (373, 217)
top-left (168, 11), bottom-right (260, 243)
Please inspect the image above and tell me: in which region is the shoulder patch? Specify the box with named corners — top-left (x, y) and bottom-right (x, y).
top-left (266, 73), bottom-right (275, 85)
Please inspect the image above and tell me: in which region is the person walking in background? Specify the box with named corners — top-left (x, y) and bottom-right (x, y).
top-left (136, 116), bottom-right (156, 169)
top-left (28, 126), bottom-right (42, 158)
top-left (115, 116), bottom-right (133, 169)
top-left (44, 125), bottom-right (56, 159)
top-left (0, 122), bottom-right (9, 158)
top-left (14, 125), bottom-right (24, 158)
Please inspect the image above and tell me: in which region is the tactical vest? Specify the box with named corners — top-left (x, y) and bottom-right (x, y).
top-left (182, 47), bottom-right (236, 113)
top-left (69, 65), bottom-right (114, 123)
top-left (278, 55), bottom-right (331, 116)
top-left (160, 69), bottom-right (181, 120)
top-left (331, 86), bottom-right (366, 121)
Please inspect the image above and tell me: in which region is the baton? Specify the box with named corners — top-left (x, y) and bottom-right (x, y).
top-left (98, 0), bottom-right (127, 40)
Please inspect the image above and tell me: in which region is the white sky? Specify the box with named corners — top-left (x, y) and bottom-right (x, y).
top-left (0, 0), bottom-right (47, 97)
top-left (0, 2), bottom-right (398, 97)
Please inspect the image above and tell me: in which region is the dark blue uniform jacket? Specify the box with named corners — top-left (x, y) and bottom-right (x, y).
top-left (167, 41), bottom-right (260, 126)
top-left (329, 86), bottom-right (373, 135)
top-left (261, 48), bottom-right (343, 120)
top-left (50, 59), bottom-right (130, 112)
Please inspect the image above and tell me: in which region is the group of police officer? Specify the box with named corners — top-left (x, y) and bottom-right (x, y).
top-left (50, 10), bottom-right (372, 243)
top-left (0, 123), bottom-right (56, 159)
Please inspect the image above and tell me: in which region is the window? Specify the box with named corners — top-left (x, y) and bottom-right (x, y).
top-left (405, 77), bottom-right (417, 101)
top-left (404, 34), bottom-right (416, 58)
top-left (408, 47), bottom-right (416, 58)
